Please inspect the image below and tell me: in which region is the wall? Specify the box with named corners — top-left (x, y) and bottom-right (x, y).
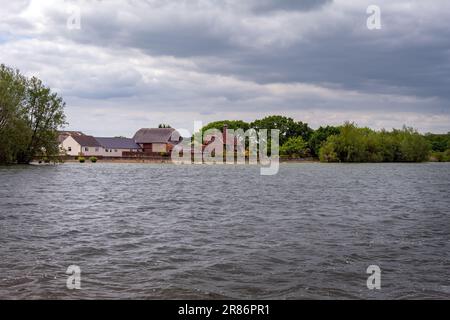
top-left (152, 143), bottom-right (167, 153)
top-left (60, 136), bottom-right (81, 156)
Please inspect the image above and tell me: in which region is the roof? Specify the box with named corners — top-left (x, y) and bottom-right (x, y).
top-left (95, 137), bottom-right (140, 149)
top-left (133, 128), bottom-right (181, 144)
top-left (71, 135), bottom-right (102, 147)
top-left (57, 131), bottom-right (85, 144)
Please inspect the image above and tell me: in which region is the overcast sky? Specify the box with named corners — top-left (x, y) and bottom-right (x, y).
top-left (1, 0), bottom-right (449, 136)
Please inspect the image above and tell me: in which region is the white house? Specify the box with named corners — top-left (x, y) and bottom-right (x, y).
top-left (60, 135), bottom-right (141, 157)
top-left (61, 135), bottom-right (104, 157)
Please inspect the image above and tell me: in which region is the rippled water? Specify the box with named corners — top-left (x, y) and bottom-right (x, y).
top-left (0, 163), bottom-right (449, 299)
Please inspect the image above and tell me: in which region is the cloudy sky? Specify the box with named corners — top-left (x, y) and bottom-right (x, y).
top-left (1, 0), bottom-right (449, 136)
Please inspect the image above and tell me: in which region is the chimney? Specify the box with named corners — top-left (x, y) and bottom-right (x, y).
top-left (223, 124), bottom-right (228, 144)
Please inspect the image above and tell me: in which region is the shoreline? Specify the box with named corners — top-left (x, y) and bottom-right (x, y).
top-left (25, 159), bottom-right (450, 165)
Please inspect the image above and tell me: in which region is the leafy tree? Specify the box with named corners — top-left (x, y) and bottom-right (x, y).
top-left (158, 124), bottom-right (171, 128)
top-left (319, 123), bottom-right (430, 163)
top-left (0, 64), bottom-right (66, 164)
top-left (319, 136), bottom-right (339, 162)
top-left (250, 115), bottom-right (313, 146)
top-left (424, 133), bottom-right (450, 152)
top-left (201, 120), bottom-right (250, 133)
top-left (308, 125), bottom-right (340, 157)
top-left (396, 127), bottom-right (431, 162)
top-left (280, 136), bottom-right (309, 158)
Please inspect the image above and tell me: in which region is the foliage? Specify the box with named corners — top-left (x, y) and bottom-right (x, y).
top-left (430, 149), bottom-right (450, 162)
top-left (424, 133), bottom-right (450, 152)
top-left (79, 157), bottom-right (85, 163)
top-left (201, 120), bottom-right (250, 134)
top-left (89, 156), bottom-right (97, 163)
top-left (319, 123), bottom-right (431, 163)
top-left (308, 125), bottom-right (340, 157)
top-left (280, 136), bottom-right (309, 158)
top-left (0, 64), bottom-right (66, 164)
top-left (158, 124), bottom-right (171, 128)
top-left (250, 115), bottom-right (313, 146)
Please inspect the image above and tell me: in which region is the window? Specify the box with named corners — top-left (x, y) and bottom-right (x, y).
top-left (114, 149), bottom-right (118, 153)
top-left (105, 149), bottom-right (109, 152)
top-left (68, 147), bottom-right (72, 152)
top-left (85, 147), bottom-right (89, 152)
top-left (95, 147), bottom-right (99, 152)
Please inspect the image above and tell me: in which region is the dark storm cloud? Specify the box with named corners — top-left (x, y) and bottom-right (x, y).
top-left (250, 0), bottom-right (332, 13)
top-left (1, 0), bottom-right (449, 133)
top-left (47, 0), bottom-right (450, 104)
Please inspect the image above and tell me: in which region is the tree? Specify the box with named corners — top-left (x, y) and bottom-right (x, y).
top-left (318, 123), bottom-right (431, 163)
top-left (319, 137), bottom-right (339, 162)
top-left (200, 120), bottom-right (250, 133)
top-left (396, 127), bottom-right (430, 162)
top-left (308, 125), bottom-right (340, 157)
top-left (250, 115), bottom-right (313, 146)
top-left (0, 64), bottom-right (66, 164)
top-left (158, 124), bottom-right (171, 128)
top-left (280, 136), bottom-right (309, 158)
top-left (0, 65), bottom-right (28, 163)
top-left (424, 133), bottom-right (450, 152)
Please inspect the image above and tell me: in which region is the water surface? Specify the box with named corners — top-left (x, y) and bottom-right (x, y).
top-left (0, 163), bottom-right (449, 299)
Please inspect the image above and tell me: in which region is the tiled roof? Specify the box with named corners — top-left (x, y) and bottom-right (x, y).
top-left (133, 128), bottom-right (181, 144)
top-left (95, 137), bottom-right (140, 149)
top-left (57, 131), bottom-right (85, 143)
top-left (71, 135), bottom-right (102, 147)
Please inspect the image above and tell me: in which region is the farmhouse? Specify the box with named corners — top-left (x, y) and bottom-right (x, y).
top-left (61, 135), bottom-right (103, 157)
top-left (133, 128), bottom-right (182, 153)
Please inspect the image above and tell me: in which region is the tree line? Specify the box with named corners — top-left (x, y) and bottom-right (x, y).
top-left (0, 64), bottom-right (66, 164)
top-left (1, 64), bottom-right (449, 164)
top-left (199, 116), bottom-right (450, 163)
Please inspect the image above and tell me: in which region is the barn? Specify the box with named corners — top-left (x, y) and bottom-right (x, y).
top-left (133, 128), bottom-right (182, 154)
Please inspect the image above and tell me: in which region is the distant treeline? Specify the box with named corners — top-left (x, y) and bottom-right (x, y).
top-left (0, 64), bottom-right (66, 164)
top-left (199, 116), bottom-right (450, 163)
top-left (1, 63), bottom-right (449, 165)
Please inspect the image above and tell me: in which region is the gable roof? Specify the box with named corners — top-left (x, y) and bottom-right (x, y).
top-left (57, 131), bottom-right (85, 144)
top-left (133, 128), bottom-right (180, 144)
top-left (95, 137), bottom-right (140, 149)
top-left (71, 135), bottom-right (102, 147)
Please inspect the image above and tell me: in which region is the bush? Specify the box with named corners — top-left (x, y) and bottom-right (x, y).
top-left (89, 157), bottom-right (97, 163)
top-left (280, 136), bottom-right (309, 158)
top-left (431, 149), bottom-right (450, 162)
top-left (78, 157), bottom-right (85, 163)
top-left (318, 123), bottom-right (431, 163)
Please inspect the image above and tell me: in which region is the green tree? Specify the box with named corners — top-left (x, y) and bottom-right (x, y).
top-left (319, 136), bottom-right (339, 162)
top-left (0, 64), bottom-right (66, 164)
top-left (424, 133), bottom-right (450, 152)
top-left (319, 124), bottom-right (431, 163)
top-left (250, 115), bottom-right (313, 146)
top-left (280, 136), bottom-right (309, 158)
top-left (396, 127), bottom-right (430, 162)
top-left (308, 125), bottom-right (340, 157)
top-left (201, 120), bottom-right (250, 133)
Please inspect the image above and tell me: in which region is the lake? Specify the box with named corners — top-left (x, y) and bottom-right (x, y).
top-left (0, 163), bottom-right (449, 299)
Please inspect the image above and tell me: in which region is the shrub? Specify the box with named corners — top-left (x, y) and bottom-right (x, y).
top-left (78, 157), bottom-right (85, 163)
top-left (318, 124), bottom-right (430, 163)
top-left (89, 157), bottom-right (97, 163)
top-left (280, 136), bottom-right (309, 158)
